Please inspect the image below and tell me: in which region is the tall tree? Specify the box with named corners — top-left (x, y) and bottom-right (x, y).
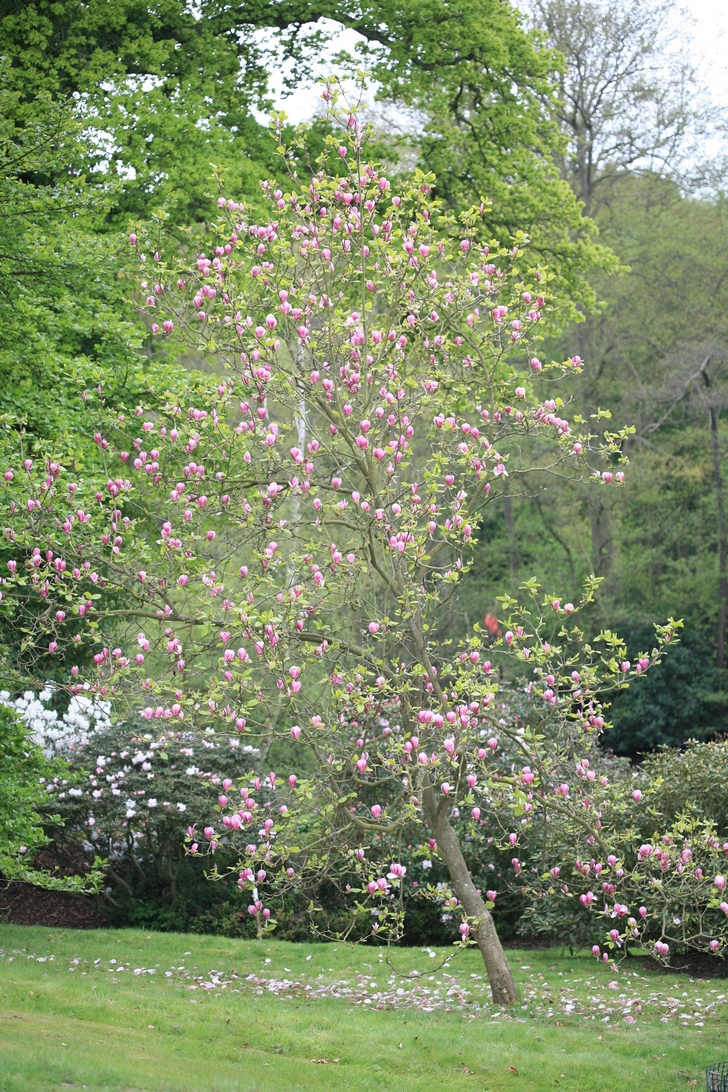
top-left (526, 0), bottom-right (707, 216)
top-left (356, 0), bottom-right (617, 322)
top-left (0, 0), bottom-right (282, 222)
top-left (0, 73), bottom-right (192, 454)
top-left (509, 0), bottom-right (719, 593)
top-left (1, 0), bottom-right (614, 317)
top-left (0, 109), bottom-right (646, 1002)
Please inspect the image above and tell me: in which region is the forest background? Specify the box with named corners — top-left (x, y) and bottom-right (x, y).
top-left (2, 0), bottom-right (728, 940)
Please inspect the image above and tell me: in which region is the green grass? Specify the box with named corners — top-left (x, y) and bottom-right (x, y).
top-left (0, 925), bottom-right (723, 1090)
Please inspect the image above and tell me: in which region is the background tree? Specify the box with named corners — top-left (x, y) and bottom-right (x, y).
top-left (0, 0), bottom-right (278, 223)
top-left (622, 345), bottom-right (728, 676)
top-left (0, 74), bottom-right (190, 454)
top-left (525, 0), bottom-right (710, 216)
top-left (350, 0), bottom-right (617, 322)
top-left (1, 0), bottom-right (614, 314)
top-left (449, 1), bottom-right (728, 758)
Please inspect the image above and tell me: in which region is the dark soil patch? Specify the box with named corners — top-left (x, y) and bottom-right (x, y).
top-left (0, 879), bottom-right (108, 929)
top-left (505, 937), bottom-right (557, 950)
top-left (631, 951), bottom-right (728, 979)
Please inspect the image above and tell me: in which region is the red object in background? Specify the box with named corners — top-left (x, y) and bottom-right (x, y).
top-left (484, 613), bottom-right (502, 638)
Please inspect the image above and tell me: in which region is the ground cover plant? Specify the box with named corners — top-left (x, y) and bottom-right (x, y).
top-left (0, 924), bottom-right (724, 1090)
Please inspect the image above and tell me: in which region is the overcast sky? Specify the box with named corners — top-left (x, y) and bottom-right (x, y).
top-left (265, 0), bottom-right (728, 123)
top-left (683, 0), bottom-right (728, 102)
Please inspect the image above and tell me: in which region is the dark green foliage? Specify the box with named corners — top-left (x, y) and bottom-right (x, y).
top-left (517, 894), bottom-right (600, 951)
top-left (455, 174), bottom-right (728, 754)
top-left (607, 627), bottom-right (728, 755)
top-left (41, 720), bottom-right (259, 911)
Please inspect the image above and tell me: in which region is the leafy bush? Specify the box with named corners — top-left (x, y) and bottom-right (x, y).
top-left (633, 740), bottom-right (728, 836)
top-left (0, 703), bottom-right (57, 864)
top-left (41, 718), bottom-right (260, 915)
top-left (512, 739), bottom-right (728, 957)
top-left (607, 627), bottom-right (726, 754)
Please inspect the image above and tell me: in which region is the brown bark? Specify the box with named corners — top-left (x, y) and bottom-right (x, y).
top-left (423, 785), bottom-right (519, 1006)
top-left (702, 365), bottom-right (728, 669)
top-left (588, 494), bottom-right (613, 578)
top-left (503, 493), bottom-right (518, 585)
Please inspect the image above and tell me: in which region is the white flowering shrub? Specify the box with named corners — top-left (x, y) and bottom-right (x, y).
top-left (0, 688), bottom-right (111, 756)
top-left (41, 720), bottom-right (260, 910)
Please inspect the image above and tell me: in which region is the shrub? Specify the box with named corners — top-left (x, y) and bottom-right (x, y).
top-left (0, 703), bottom-right (56, 864)
top-left (608, 626), bottom-right (727, 754)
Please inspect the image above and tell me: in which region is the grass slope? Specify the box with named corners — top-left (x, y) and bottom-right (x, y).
top-left (0, 925), bottom-right (723, 1090)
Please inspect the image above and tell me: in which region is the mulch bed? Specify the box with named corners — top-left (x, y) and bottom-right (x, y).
top-left (635, 951), bottom-right (728, 979)
top-left (0, 879), bottom-right (107, 929)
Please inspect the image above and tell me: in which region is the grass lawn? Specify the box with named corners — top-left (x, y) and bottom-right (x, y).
top-left (0, 924), bottom-right (724, 1090)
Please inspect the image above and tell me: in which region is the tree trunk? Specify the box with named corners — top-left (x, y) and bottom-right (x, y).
top-left (423, 785), bottom-right (519, 1005)
top-left (503, 493), bottom-right (518, 585)
top-left (588, 494), bottom-right (613, 578)
top-left (703, 367), bottom-right (728, 669)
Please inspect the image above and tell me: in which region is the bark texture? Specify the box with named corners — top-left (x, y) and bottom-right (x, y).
top-left (503, 493), bottom-right (519, 585)
top-left (703, 366), bottom-right (728, 669)
top-left (423, 785), bottom-right (519, 1006)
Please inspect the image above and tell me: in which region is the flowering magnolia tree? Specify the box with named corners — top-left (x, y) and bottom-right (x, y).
top-left (0, 100), bottom-right (689, 1003)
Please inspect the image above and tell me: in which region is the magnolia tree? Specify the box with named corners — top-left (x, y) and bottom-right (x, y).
top-left (0, 100), bottom-right (697, 1003)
